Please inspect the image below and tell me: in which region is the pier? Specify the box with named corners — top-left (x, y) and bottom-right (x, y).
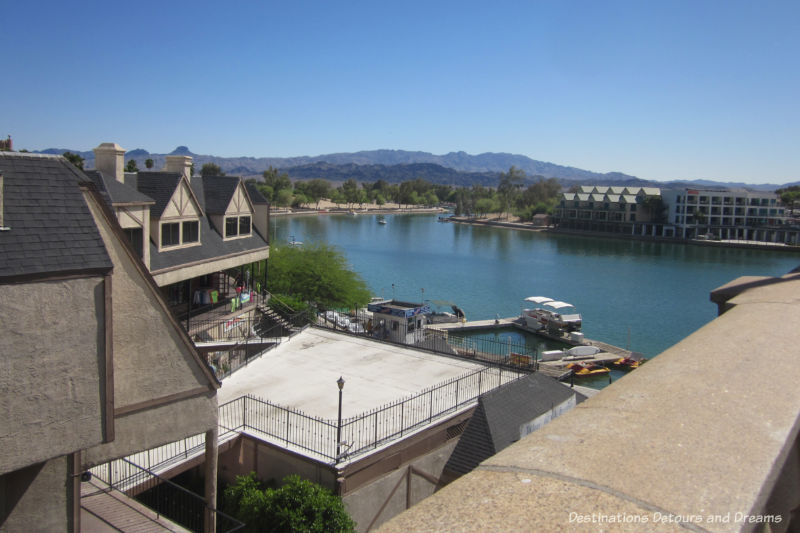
top-left (434, 316), bottom-right (639, 375)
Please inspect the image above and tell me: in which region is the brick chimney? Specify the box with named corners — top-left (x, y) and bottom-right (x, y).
top-left (93, 143), bottom-right (126, 182)
top-left (165, 155), bottom-right (193, 182)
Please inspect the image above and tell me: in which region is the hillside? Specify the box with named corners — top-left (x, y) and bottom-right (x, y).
top-left (31, 146), bottom-right (785, 190)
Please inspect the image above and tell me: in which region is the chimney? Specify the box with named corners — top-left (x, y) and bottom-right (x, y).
top-left (165, 155), bottom-right (193, 182)
top-left (93, 143), bottom-right (126, 182)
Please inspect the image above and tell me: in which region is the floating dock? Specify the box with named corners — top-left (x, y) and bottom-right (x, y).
top-left (434, 316), bottom-right (639, 376)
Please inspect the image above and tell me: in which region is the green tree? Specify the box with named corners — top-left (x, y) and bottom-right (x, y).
top-left (497, 166), bottom-right (525, 219)
top-left (295, 179), bottom-right (331, 209)
top-left (145, 158), bottom-right (154, 169)
top-left (201, 162), bottom-right (225, 176)
top-left (263, 166), bottom-right (292, 201)
top-left (62, 151), bottom-right (84, 169)
top-left (267, 242), bottom-right (371, 310)
top-left (475, 198), bottom-right (496, 218)
top-left (126, 159), bottom-right (139, 172)
top-left (275, 188), bottom-right (294, 207)
top-left (224, 473), bottom-right (356, 533)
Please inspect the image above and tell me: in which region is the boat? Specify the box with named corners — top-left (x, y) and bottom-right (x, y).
top-left (521, 296), bottom-right (582, 332)
top-left (566, 362), bottom-right (609, 376)
top-left (611, 352), bottom-right (646, 370)
top-left (377, 215), bottom-right (387, 225)
top-left (426, 301), bottom-right (466, 324)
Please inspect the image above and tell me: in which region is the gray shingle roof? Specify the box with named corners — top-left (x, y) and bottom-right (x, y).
top-left (84, 170), bottom-right (155, 205)
top-left (199, 176), bottom-right (240, 214)
top-left (0, 153), bottom-right (112, 279)
top-left (244, 182), bottom-right (269, 204)
top-left (126, 172), bottom-right (183, 217)
top-left (148, 176), bottom-right (268, 272)
top-left (444, 373), bottom-right (585, 476)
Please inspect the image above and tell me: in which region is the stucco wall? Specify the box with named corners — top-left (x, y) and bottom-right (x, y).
top-left (83, 393), bottom-right (217, 467)
top-left (0, 278), bottom-right (104, 474)
top-left (81, 192), bottom-right (218, 466)
top-left (218, 436), bottom-right (337, 489)
top-left (0, 456), bottom-right (71, 532)
top-left (343, 440), bottom-right (459, 533)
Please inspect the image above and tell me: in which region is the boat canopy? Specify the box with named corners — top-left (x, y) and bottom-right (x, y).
top-left (524, 296), bottom-right (554, 304)
top-left (545, 301), bottom-right (575, 310)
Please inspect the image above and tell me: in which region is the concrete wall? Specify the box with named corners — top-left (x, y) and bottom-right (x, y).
top-left (0, 457), bottom-right (72, 533)
top-left (0, 278), bottom-right (104, 474)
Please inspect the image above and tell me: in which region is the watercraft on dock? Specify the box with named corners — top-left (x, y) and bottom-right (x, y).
top-left (522, 296), bottom-right (582, 332)
top-left (566, 362), bottom-right (609, 377)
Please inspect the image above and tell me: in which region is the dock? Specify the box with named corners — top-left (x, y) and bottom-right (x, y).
top-left (434, 316), bottom-right (638, 375)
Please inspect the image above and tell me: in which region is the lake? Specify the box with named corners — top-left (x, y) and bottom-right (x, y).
top-left (271, 213), bottom-right (800, 359)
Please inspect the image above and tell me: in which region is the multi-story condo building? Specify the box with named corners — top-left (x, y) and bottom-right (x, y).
top-left (554, 186), bottom-right (665, 236)
top-left (555, 185), bottom-right (797, 244)
top-left (661, 187), bottom-right (788, 241)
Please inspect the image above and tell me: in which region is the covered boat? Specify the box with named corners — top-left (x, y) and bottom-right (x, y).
top-left (522, 296), bottom-right (582, 332)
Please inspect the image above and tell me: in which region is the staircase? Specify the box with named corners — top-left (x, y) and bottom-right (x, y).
top-left (255, 304), bottom-right (294, 337)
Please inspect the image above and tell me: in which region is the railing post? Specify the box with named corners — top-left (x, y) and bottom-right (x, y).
top-left (455, 379), bottom-right (459, 407)
top-left (478, 369), bottom-right (483, 395)
top-left (242, 396), bottom-right (247, 429)
top-left (428, 389), bottom-right (433, 423)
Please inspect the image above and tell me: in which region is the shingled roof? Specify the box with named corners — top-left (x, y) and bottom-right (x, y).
top-left (126, 172), bottom-right (183, 217)
top-left (199, 176), bottom-right (241, 214)
top-left (84, 170), bottom-right (155, 206)
top-left (444, 373), bottom-right (585, 476)
top-left (0, 153), bottom-right (112, 280)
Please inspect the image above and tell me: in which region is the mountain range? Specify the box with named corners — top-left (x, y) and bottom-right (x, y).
top-left (34, 147), bottom-right (791, 191)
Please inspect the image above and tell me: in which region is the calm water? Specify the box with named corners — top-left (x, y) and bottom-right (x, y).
top-left (272, 213), bottom-right (800, 359)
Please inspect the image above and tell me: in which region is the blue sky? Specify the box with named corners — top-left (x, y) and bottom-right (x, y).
top-left (4, 1), bottom-right (798, 184)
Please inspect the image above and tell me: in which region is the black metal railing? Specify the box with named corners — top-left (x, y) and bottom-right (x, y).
top-left (90, 458), bottom-right (244, 533)
top-left (220, 366), bottom-right (525, 464)
top-left (314, 308), bottom-right (540, 369)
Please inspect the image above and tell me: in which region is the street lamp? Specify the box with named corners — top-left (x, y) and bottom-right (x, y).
top-left (336, 376), bottom-right (345, 461)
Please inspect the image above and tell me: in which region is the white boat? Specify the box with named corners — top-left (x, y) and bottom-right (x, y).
top-left (521, 296), bottom-right (582, 332)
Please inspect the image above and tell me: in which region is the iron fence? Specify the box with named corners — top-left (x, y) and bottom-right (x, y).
top-left (90, 458), bottom-right (244, 533)
top-left (218, 365), bottom-right (525, 463)
top-left (315, 308), bottom-right (539, 369)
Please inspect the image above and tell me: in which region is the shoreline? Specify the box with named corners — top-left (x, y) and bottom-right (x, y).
top-left (446, 216), bottom-right (800, 253)
top-left (271, 206), bottom-right (446, 217)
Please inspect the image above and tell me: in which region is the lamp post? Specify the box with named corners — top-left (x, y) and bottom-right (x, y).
top-left (336, 376), bottom-right (345, 461)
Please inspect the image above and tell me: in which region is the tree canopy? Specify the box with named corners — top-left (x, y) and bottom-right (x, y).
top-left (267, 242), bottom-right (371, 310)
top-left (201, 162), bottom-right (225, 176)
top-left (125, 159), bottom-right (139, 172)
top-left (224, 473), bottom-right (356, 533)
top-left (62, 151), bottom-right (84, 169)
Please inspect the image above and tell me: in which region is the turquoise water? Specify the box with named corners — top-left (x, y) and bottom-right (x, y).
top-left (271, 213), bottom-right (800, 359)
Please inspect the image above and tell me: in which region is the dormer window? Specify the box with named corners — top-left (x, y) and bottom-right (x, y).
top-left (225, 215), bottom-right (251, 239)
top-left (160, 219), bottom-right (201, 249)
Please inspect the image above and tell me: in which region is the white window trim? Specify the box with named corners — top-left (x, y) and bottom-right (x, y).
top-left (159, 218), bottom-right (202, 251)
top-left (223, 214), bottom-right (252, 241)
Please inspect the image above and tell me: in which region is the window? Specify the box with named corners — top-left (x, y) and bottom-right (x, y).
top-left (239, 216), bottom-right (251, 235)
top-left (161, 219), bottom-right (200, 248)
top-left (182, 221), bottom-right (199, 243)
top-left (161, 223), bottom-right (180, 247)
top-left (225, 215), bottom-right (252, 238)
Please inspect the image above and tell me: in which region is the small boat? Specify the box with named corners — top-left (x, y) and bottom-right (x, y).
top-left (348, 210), bottom-right (358, 216)
top-left (566, 362), bottom-right (609, 376)
top-left (522, 296), bottom-right (582, 332)
top-left (377, 215), bottom-right (387, 225)
top-left (611, 352), bottom-right (646, 370)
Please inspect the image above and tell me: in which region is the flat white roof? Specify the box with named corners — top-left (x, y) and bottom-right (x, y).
top-left (218, 327), bottom-right (489, 419)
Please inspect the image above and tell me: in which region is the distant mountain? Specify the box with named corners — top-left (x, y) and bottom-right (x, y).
top-left (31, 146), bottom-right (788, 190)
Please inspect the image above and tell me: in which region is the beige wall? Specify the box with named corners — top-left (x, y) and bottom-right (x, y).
top-left (252, 203), bottom-right (269, 241)
top-left (0, 457), bottom-right (72, 532)
top-left (343, 441), bottom-right (458, 533)
top-left (82, 191), bottom-right (217, 466)
top-left (0, 278), bottom-right (105, 474)
top-left (218, 436), bottom-right (337, 489)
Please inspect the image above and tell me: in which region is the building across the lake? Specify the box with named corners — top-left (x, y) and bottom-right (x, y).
top-left (553, 184), bottom-right (798, 244)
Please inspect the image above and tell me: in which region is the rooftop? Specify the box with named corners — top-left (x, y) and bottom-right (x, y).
top-left (218, 327), bottom-right (490, 419)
